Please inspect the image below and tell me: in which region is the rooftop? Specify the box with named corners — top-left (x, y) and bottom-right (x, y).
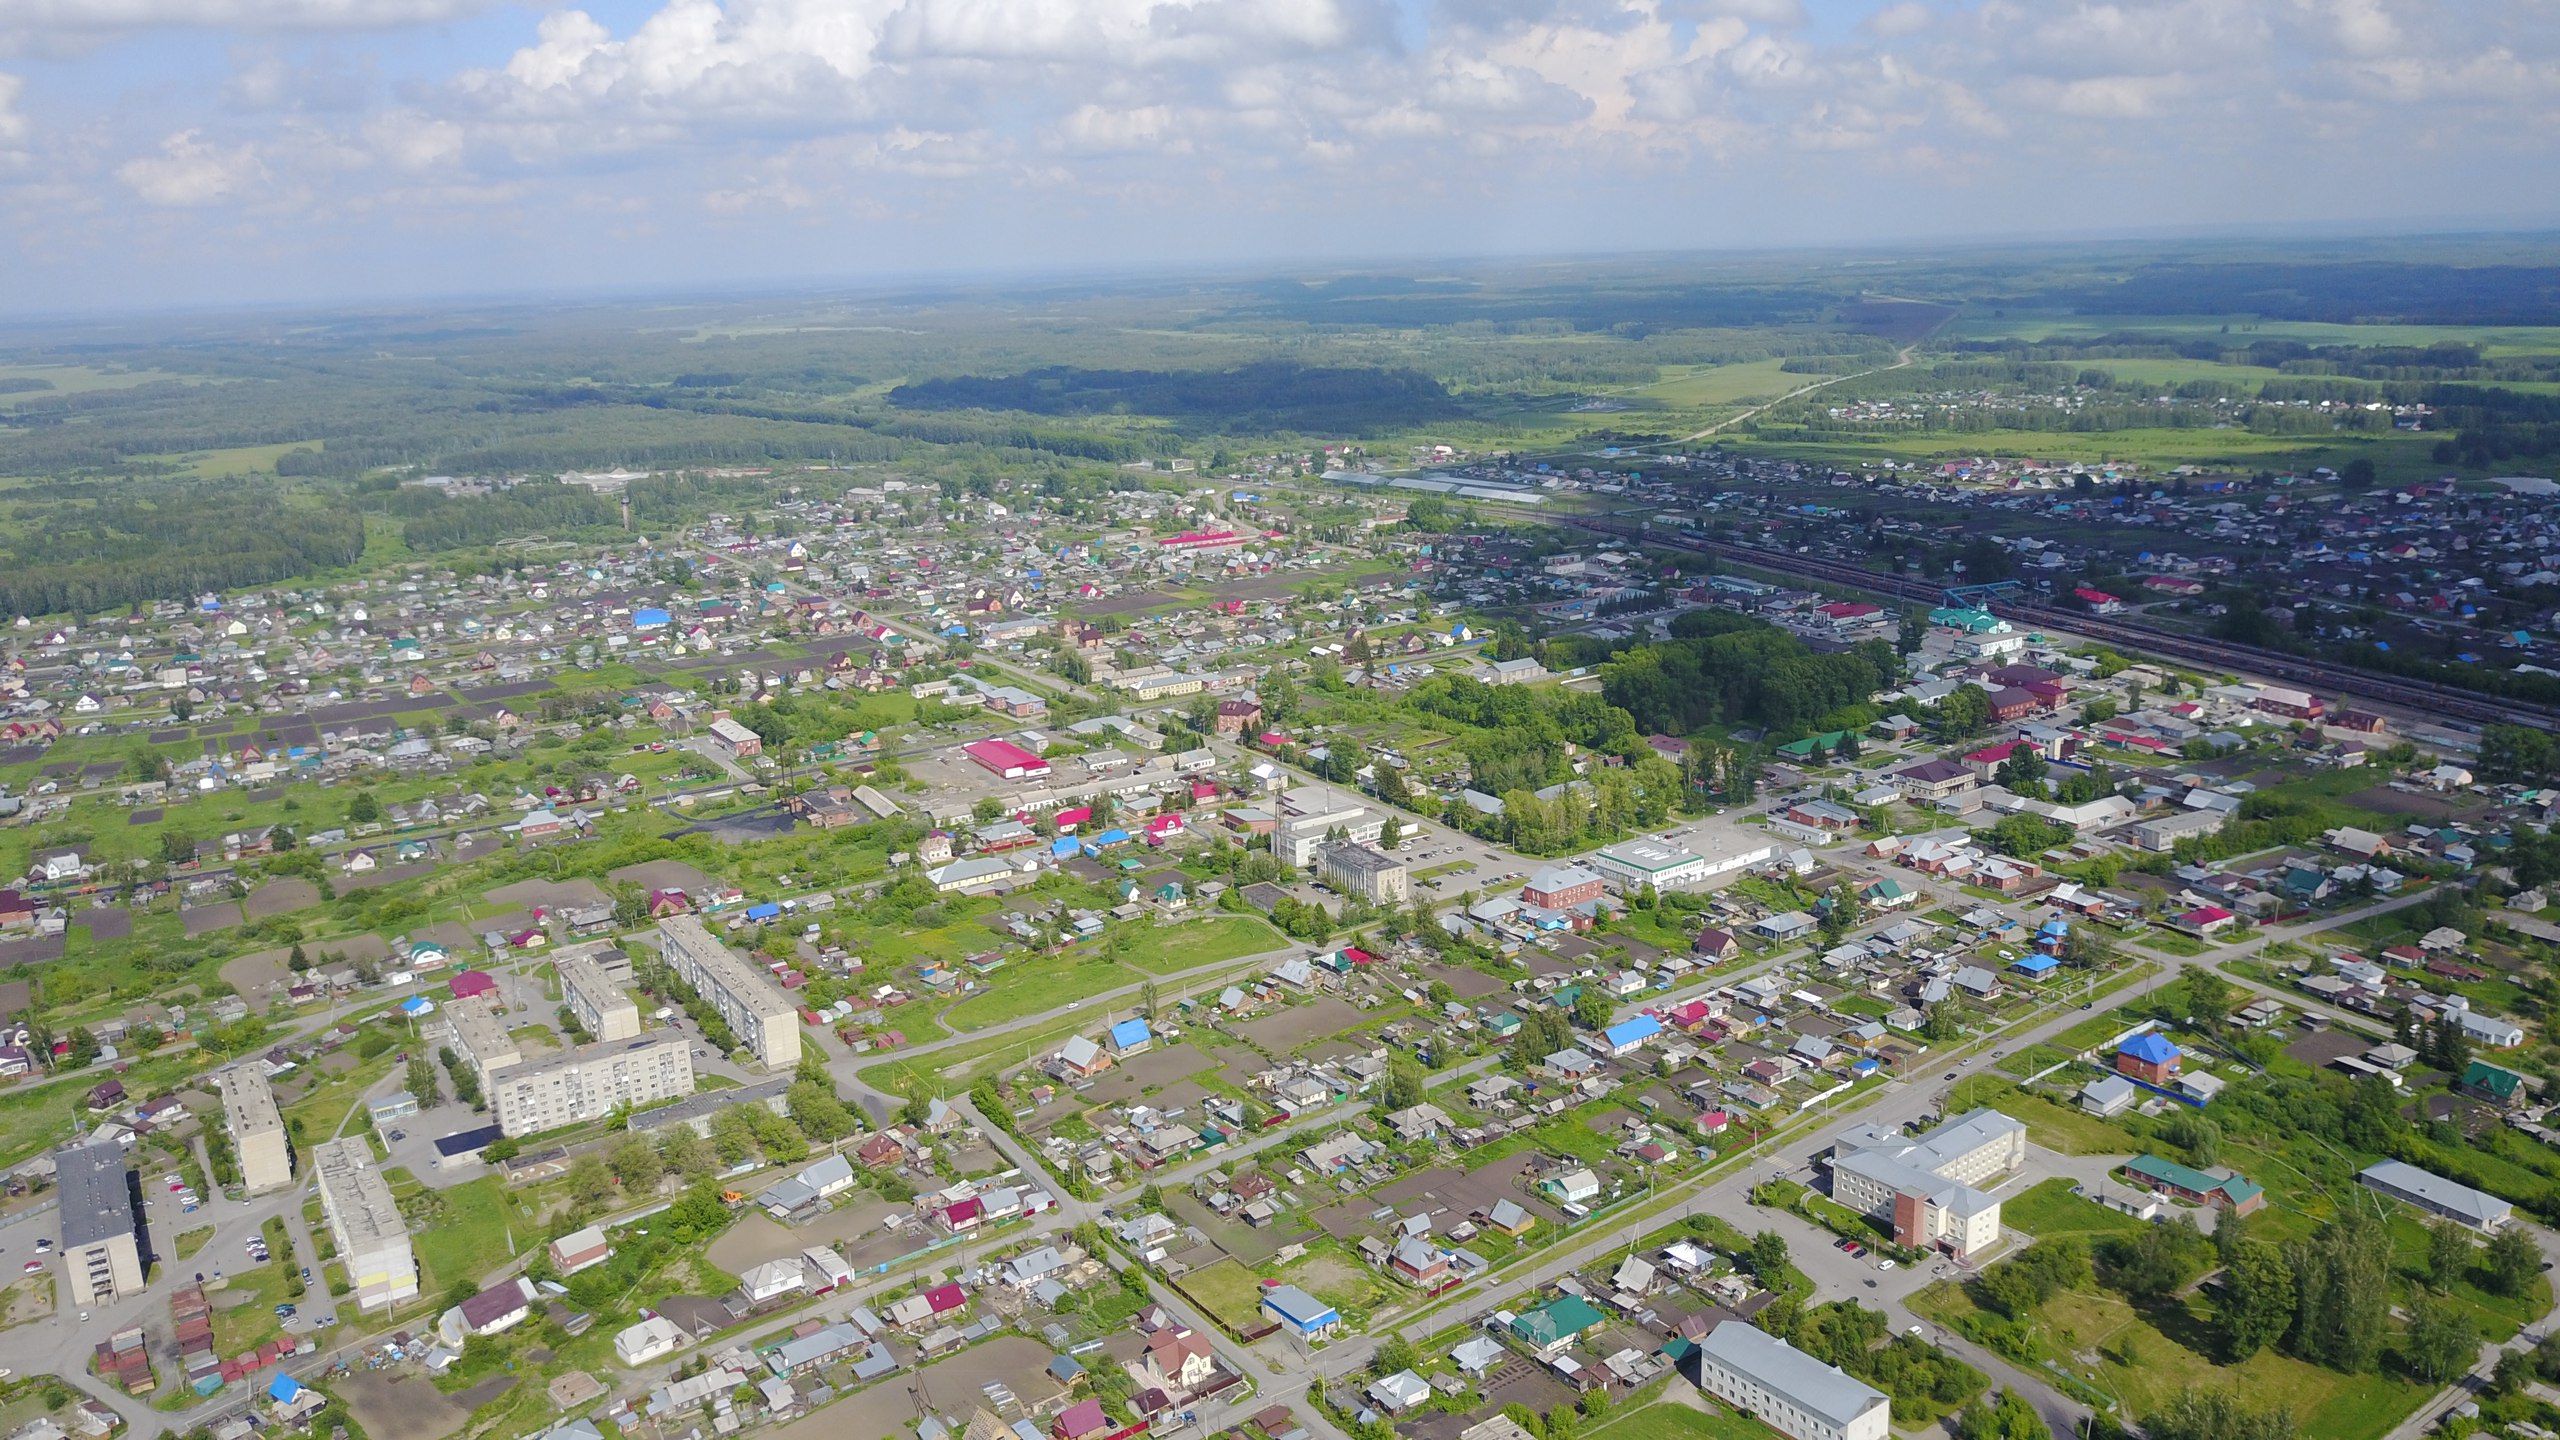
top-left (56, 1140), bottom-right (136, 1250)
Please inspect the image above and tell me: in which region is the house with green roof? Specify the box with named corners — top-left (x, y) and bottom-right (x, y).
top-left (1509, 1294), bottom-right (1607, 1352)
top-left (1774, 730), bottom-right (1851, 760)
top-left (2119, 1154), bottom-right (2264, 1215)
top-left (2459, 1060), bottom-right (2527, 1109)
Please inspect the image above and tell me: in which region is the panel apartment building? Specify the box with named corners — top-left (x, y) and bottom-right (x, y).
top-left (557, 944), bottom-right (642, 1042)
top-left (314, 1137), bottom-right (418, 1313)
top-left (489, 1032), bottom-right (695, 1137)
top-left (445, 995), bottom-right (523, 1077)
top-left (217, 1065), bottom-right (294, 1195)
top-left (656, 914), bottom-right (801, 1070)
top-left (58, 1139), bottom-right (145, 1306)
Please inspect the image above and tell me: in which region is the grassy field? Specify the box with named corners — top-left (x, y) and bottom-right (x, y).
top-left (392, 1171), bottom-right (538, 1293)
top-left (1938, 313), bottom-right (2560, 356)
top-left (133, 441), bottom-right (313, 478)
top-left (2000, 1176), bottom-right (2150, 1242)
top-left (1725, 426), bottom-right (2445, 484)
top-left (1111, 915), bottom-right (1288, 976)
top-left (0, 364), bottom-right (197, 407)
top-left (1173, 1256), bottom-right (1270, 1334)
top-left (1947, 1076), bottom-right (2138, 1156)
top-left (1630, 358), bottom-right (1810, 408)
top-left (174, 1226), bottom-right (216, 1260)
top-left (1586, 1402), bottom-right (1779, 1440)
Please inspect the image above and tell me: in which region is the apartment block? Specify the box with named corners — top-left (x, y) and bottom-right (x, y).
top-left (314, 1137), bottom-right (418, 1313)
top-left (445, 995), bottom-right (523, 1081)
top-left (217, 1065), bottom-right (293, 1195)
top-left (58, 1140), bottom-right (145, 1306)
top-left (489, 1032), bottom-right (696, 1138)
top-left (557, 945), bottom-right (642, 1042)
top-left (656, 914), bottom-right (801, 1070)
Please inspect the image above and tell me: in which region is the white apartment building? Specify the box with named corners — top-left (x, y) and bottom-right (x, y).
top-left (217, 1064), bottom-right (294, 1195)
top-left (656, 914), bottom-right (801, 1070)
top-left (314, 1137), bottom-right (418, 1313)
top-left (488, 1032), bottom-right (696, 1138)
top-left (58, 1141), bottom-right (144, 1306)
top-left (557, 945), bottom-right (641, 1042)
top-left (445, 995), bottom-right (523, 1080)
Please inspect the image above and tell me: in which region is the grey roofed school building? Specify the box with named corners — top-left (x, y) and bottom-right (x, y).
top-left (1692, 1321), bottom-right (1889, 1440)
top-left (2359, 1159), bottom-right (2513, 1230)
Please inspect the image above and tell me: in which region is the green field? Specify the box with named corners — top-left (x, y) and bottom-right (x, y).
top-left (1586, 1401), bottom-right (1780, 1440)
top-left (1938, 312), bottom-right (2560, 357)
top-left (1173, 1256), bottom-right (1270, 1334)
top-left (394, 1171), bottom-right (538, 1293)
top-left (1111, 915), bottom-right (1289, 976)
top-left (1630, 358), bottom-right (1811, 408)
top-left (133, 441), bottom-right (314, 478)
top-left (0, 363), bottom-right (198, 407)
top-left (2000, 1176), bottom-right (2151, 1242)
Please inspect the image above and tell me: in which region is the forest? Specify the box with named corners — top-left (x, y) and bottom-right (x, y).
top-left (888, 361), bottom-right (1462, 436)
top-left (1600, 611), bottom-right (1901, 736)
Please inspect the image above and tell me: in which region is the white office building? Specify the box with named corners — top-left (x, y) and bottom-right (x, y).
top-left (1827, 1108), bottom-right (2026, 1259)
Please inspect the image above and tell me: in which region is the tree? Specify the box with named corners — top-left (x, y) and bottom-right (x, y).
top-left (346, 790), bottom-right (381, 824)
top-left (711, 1106), bottom-right (760, 1166)
top-left (1382, 1054), bottom-right (1426, 1111)
top-left (658, 1125), bottom-right (718, 1179)
top-left (2219, 1242), bottom-right (2296, 1361)
top-left (1259, 672), bottom-right (1298, 728)
top-left (2184, 969), bottom-right (2234, 1031)
top-left (565, 1154), bottom-right (616, 1209)
top-left (2107, 1214), bottom-right (2207, 1301)
top-left (1954, 1390), bottom-right (2051, 1440)
top-left (788, 1080), bottom-right (857, 1142)
top-left (1571, 987), bottom-right (1614, 1032)
top-left (666, 1180), bottom-right (732, 1241)
top-left (1746, 1229), bottom-right (1791, 1280)
top-left (2423, 1219), bottom-right (2472, 1293)
top-left (2284, 1211), bottom-right (2391, 1373)
top-left (2338, 457), bottom-right (2377, 492)
top-left (1369, 1335), bottom-right (1417, 1378)
top-left (2492, 1347), bottom-right (2537, 1398)
top-left (66, 1026), bottom-right (100, 1067)
top-left (2400, 1294), bottom-right (2478, 1383)
top-left (405, 1056), bottom-right (439, 1106)
top-left (610, 1136), bottom-right (665, 1193)
top-left (2484, 1225), bottom-right (2542, 1299)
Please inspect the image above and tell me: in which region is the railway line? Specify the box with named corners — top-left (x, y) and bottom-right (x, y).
top-left (1551, 513), bottom-right (2560, 732)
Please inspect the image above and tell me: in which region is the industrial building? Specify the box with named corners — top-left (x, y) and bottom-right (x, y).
top-left (656, 914), bottom-right (802, 1070)
top-left (217, 1064), bottom-right (294, 1195)
top-left (314, 1137), bottom-right (419, 1313)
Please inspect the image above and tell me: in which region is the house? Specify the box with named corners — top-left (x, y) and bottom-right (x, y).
top-left (1140, 1327), bottom-right (1218, 1392)
top-left (1541, 1168), bottom-right (1601, 1206)
top-left (1509, 1294), bottom-right (1606, 1353)
top-left (1389, 1237), bottom-right (1450, 1288)
top-left (2458, 1061), bottom-right (2527, 1109)
top-left (2116, 1033), bottom-right (2182, 1086)
top-left (1052, 1399), bottom-right (1111, 1440)
top-left (548, 1225), bottom-right (611, 1275)
top-left (1108, 1018), bottom-right (1153, 1056)
top-left (439, 1278), bottom-right (535, 1346)
top-left (1367, 1372), bottom-right (1432, 1413)
top-left (2078, 1075), bottom-right (2140, 1117)
top-left (2119, 1155), bottom-right (2265, 1215)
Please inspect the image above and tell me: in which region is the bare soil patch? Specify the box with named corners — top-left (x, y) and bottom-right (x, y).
top-left (486, 878), bottom-right (612, 912)
top-left (244, 878), bottom-right (321, 920)
top-left (182, 903), bottom-right (242, 937)
top-left (609, 859), bottom-right (715, 895)
top-left (336, 1372), bottom-right (473, 1440)
top-left (768, 1337), bottom-right (1063, 1440)
top-left (1237, 997), bottom-right (1363, 1053)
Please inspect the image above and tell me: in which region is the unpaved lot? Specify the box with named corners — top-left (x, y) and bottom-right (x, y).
top-left (335, 1371), bottom-right (473, 1440)
top-left (768, 1336), bottom-right (1063, 1440)
top-left (1237, 997), bottom-right (1363, 1052)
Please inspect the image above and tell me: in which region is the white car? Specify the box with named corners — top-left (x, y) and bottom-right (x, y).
top-left (1878, 1258), bottom-right (1897, 1272)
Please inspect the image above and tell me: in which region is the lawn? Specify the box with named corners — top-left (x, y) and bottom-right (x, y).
top-left (392, 1171), bottom-right (538, 1293)
top-left (174, 1226), bottom-right (216, 1260)
top-left (1947, 1076), bottom-right (2139, 1156)
top-left (2000, 1177), bottom-right (2149, 1242)
top-left (1587, 1403), bottom-right (1778, 1440)
top-left (1174, 1256), bottom-right (1271, 1335)
top-left (1110, 915), bottom-right (1290, 976)
top-left (1914, 1279), bottom-right (2428, 1440)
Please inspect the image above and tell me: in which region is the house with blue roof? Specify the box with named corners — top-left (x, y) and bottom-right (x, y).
top-left (1108, 1018), bottom-right (1153, 1055)
top-left (1599, 1014), bottom-right (1661, 1057)
top-left (632, 607), bottom-right (671, 630)
top-left (745, 902), bottom-right (783, 922)
top-left (2010, 953), bottom-right (2060, 979)
top-left (2117, 1031), bottom-right (2182, 1085)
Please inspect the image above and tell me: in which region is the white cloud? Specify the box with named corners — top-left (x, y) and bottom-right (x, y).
top-left (1864, 1), bottom-right (1931, 37)
top-left (0, 70), bottom-right (26, 149)
top-left (115, 128), bottom-right (265, 204)
top-left (1, 0), bottom-right (487, 33)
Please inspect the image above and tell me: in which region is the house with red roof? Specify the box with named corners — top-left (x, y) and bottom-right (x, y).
top-left (2173, 905), bottom-right (2238, 937)
top-left (448, 970), bottom-right (498, 1001)
top-left (940, 1196), bottom-right (986, 1233)
top-left (2074, 588), bottom-right (2125, 614)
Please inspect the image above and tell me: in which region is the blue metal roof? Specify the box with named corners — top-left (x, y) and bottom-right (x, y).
top-left (1602, 1015), bottom-right (1662, 1047)
top-left (745, 902), bottom-right (782, 920)
top-left (1109, 1018), bottom-right (1152, 1048)
top-left (2120, 1032), bottom-right (2181, 1063)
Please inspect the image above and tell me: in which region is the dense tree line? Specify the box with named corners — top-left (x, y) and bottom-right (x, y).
top-left (888, 361), bottom-right (1463, 436)
top-left (1601, 612), bottom-right (1897, 735)
top-left (0, 491), bottom-right (363, 617)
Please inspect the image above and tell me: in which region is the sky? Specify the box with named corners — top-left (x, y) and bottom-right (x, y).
top-left (0, 0), bottom-right (2556, 312)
